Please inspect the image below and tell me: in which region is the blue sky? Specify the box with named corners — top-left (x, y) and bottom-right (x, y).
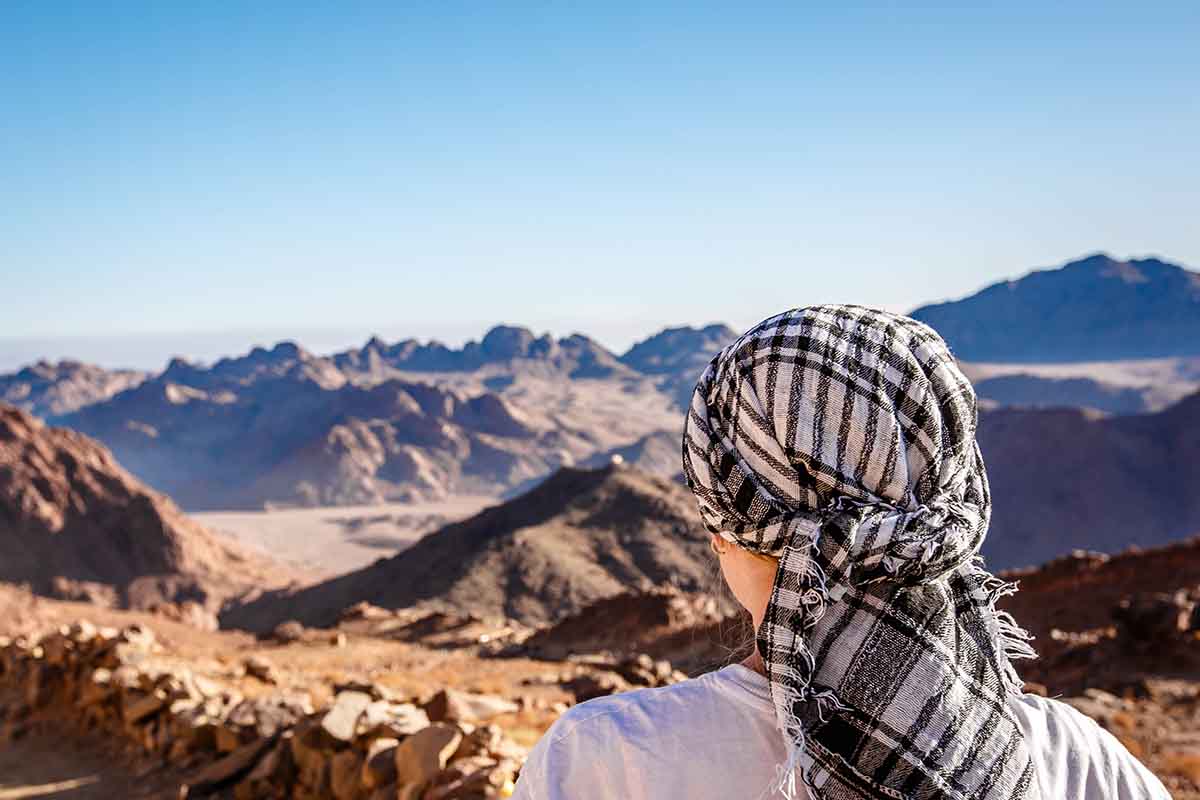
top-left (2, 1), bottom-right (1197, 370)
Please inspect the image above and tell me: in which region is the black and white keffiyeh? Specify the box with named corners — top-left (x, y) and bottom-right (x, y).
top-left (682, 305), bottom-right (1039, 800)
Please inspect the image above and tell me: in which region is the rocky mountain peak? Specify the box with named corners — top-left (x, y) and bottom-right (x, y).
top-left (0, 403), bottom-right (297, 610)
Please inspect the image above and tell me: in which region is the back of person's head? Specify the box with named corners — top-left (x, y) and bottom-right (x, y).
top-left (681, 305), bottom-right (1039, 800)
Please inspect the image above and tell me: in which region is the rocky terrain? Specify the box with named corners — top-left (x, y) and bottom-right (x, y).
top-left (5, 529), bottom-right (1200, 798)
top-left (996, 539), bottom-right (1200, 799)
top-left (0, 404), bottom-right (300, 615)
top-left (0, 584), bottom-right (689, 799)
top-left (912, 253), bottom-right (1200, 361)
top-left (221, 465), bottom-right (719, 632)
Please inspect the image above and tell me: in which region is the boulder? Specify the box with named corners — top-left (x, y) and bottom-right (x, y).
top-left (394, 724), bottom-right (463, 794)
top-left (185, 737), bottom-right (274, 796)
top-left (563, 671), bottom-right (630, 703)
top-left (358, 701), bottom-right (429, 739)
top-left (271, 620), bottom-right (307, 644)
top-left (290, 720), bottom-right (331, 793)
top-left (424, 689), bottom-right (519, 724)
top-left (322, 690), bottom-right (373, 742)
top-left (123, 689), bottom-right (168, 724)
top-left (244, 655), bottom-right (279, 685)
top-left (427, 755), bottom-right (519, 799)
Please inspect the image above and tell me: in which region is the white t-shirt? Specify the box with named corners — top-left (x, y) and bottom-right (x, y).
top-left (513, 664), bottom-right (1169, 800)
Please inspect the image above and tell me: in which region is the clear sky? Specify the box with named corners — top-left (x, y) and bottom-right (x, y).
top-left (2, 1), bottom-right (1197, 370)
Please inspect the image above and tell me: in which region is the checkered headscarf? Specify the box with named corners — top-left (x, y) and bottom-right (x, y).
top-left (682, 305), bottom-right (1039, 800)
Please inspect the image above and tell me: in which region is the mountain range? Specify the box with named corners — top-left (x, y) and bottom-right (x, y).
top-left (1, 252), bottom-right (1198, 516)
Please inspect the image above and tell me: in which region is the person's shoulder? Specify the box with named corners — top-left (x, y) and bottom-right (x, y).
top-left (548, 673), bottom-right (721, 742)
top-left (1013, 692), bottom-right (1172, 798)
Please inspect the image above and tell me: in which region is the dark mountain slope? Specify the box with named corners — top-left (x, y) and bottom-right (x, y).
top-left (221, 465), bottom-right (712, 631)
top-left (979, 389), bottom-right (1200, 569)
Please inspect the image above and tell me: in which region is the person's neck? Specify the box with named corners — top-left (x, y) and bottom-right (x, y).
top-left (740, 648), bottom-right (766, 676)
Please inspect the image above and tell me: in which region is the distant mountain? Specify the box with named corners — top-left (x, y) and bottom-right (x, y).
top-left (0, 360), bottom-right (147, 417)
top-left (221, 464), bottom-right (712, 631)
top-left (620, 324), bottom-right (738, 408)
top-left (620, 324), bottom-right (737, 376)
top-left (332, 325), bottom-right (633, 381)
top-left (55, 371), bottom-right (596, 510)
top-left (978, 389), bottom-right (1200, 569)
top-left (27, 325), bottom-right (683, 510)
top-left (911, 253), bottom-right (1200, 362)
top-left (160, 340), bottom-right (346, 391)
top-left (0, 404), bottom-right (294, 610)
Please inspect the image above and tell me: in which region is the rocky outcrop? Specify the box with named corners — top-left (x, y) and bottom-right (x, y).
top-left (521, 588), bottom-right (729, 662)
top-left (0, 404), bottom-right (296, 611)
top-left (0, 621), bottom-right (526, 799)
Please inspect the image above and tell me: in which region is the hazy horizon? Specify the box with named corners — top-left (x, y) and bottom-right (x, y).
top-left (1, 248), bottom-right (1191, 371)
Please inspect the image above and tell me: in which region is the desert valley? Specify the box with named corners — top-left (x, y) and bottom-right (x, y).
top-left (4, 253), bottom-right (1200, 799)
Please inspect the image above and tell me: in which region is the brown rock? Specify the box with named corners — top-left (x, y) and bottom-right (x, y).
top-left (80, 668), bottom-right (114, 706)
top-left (215, 724), bottom-right (245, 754)
top-left (332, 679), bottom-right (399, 702)
top-left (235, 733), bottom-right (296, 799)
top-left (340, 601), bottom-right (394, 622)
top-left (271, 620), bottom-right (307, 644)
top-left (244, 655), bottom-right (279, 684)
top-left (329, 749), bottom-right (363, 800)
top-left (563, 671), bottom-right (630, 703)
top-left (185, 737), bottom-right (274, 796)
top-left (394, 724), bottom-right (462, 792)
top-left (123, 689), bottom-right (168, 724)
top-left (427, 755), bottom-right (518, 800)
top-left (424, 689), bottom-right (519, 724)
top-left (290, 720), bottom-right (331, 793)
top-left (453, 724), bottom-right (504, 761)
top-left (361, 737), bottom-right (399, 790)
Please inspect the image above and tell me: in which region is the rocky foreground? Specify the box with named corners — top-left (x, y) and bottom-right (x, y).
top-left (0, 586), bottom-right (688, 799)
top-left (3, 566), bottom-right (1199, 798)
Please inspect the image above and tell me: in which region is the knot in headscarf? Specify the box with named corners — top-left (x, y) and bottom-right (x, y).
top-left (682, 305), bottom-right (1038, 800)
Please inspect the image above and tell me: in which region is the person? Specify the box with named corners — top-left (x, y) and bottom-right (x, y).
top-left (512, 305), bottom-right (1170, 800)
